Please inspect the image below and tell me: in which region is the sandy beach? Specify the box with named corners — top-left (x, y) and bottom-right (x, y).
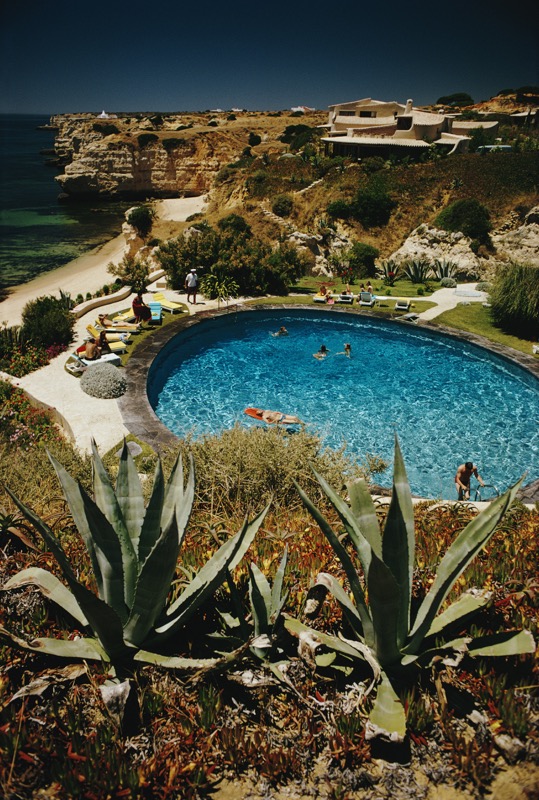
top-left (1, 196), bottom-right (208, 326)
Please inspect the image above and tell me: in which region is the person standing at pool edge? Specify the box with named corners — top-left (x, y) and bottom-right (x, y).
top-left (185, 269), bottom-right (198, 304)
top-left (455, 461), bottom-right (485, 500)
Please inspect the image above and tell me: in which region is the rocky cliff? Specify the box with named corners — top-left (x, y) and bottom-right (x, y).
top-left (50, 111), bottom-right (325, 199)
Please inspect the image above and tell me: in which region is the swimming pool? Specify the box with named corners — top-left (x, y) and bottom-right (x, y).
top-left (147, 309), bottom-right (539, 499)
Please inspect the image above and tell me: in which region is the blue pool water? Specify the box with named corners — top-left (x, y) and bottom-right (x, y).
top-left (148, 309), bottom-right (539, 499)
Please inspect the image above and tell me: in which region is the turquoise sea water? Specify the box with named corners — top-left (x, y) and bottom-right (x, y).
top-left (148, 309), bottom-right (539, 500)
top-left (0, 114), bottom-right (128, 288)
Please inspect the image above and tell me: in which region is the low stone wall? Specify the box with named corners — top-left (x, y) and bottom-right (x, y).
top-left (71, 285), bottom-right (132, 319)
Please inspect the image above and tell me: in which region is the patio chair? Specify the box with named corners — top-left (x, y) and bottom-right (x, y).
top-left (86, 324), bottom-right (131, 344)
top-left (152, 292), bottom-right (183, 314)
top-left (336, 293), bottom-right (354, 305)
top-left (313, 293), bottom-right (328, 303)
top-left (358, 291), bottom-right (375, 307)
top-left (394, 299), bottom-right (411, 312)
top-left (148, 301), bottom-right (162, 324)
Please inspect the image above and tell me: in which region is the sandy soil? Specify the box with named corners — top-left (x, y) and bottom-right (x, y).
top-left (0, 196), bottom-right (208, 326)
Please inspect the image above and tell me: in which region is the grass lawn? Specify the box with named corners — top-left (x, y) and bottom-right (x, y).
top-left (293, 275), bottom-right (441, 298)
top-left (120, 306), bottom-right (188, 365)
top-left (435, 303), bottom-right (536, 356)
top-left (245, 294), bottom-right (436, 314)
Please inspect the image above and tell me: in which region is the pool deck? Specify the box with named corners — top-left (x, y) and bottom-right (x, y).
top-left (3, 284), bottom-right (539, 504)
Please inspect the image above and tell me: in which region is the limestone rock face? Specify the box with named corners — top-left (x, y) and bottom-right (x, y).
top-left (388, 225), bottom-right (482, 277)
top-left (52, 115), bottom-right (246, 198)
top-left (491, 208), bottom-right (539, 265)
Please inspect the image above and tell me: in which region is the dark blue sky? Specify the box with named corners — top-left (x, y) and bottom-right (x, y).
top-left (1, 0), bottom-right (537, 114)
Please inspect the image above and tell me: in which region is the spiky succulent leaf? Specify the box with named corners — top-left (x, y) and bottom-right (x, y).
top-left (249, 563), bottom-right (271, 636)
top-left (137, 458), bottom-right (165, 565)
top-left (90, 441), bottom-right (137, 609)
top-left (366, 674), bottom-right (406, 742)
top-left (311, 573), bottom-right (364, 640)
top-left (270, 546), bottom-right (289, 622)
top-left (123, 516), bottom-right (181, 646)
top-left (401, 636), bottom-right (471, 668)
top-left (162, 453), bottom-right (195, 547)
top-left (0, 626), bottom-right (108, 661)
top-left (285, 617), bottom-right (371, 662)
top-left (2, 568), bottom-right (88, 627)
top-left (307, 471), bottom-right (376, 577)
top-left (5, 487), bottom-right (126, 660)
top-left (151, 505), bottom-right (269, 642)
top-left (407, 478), bottom-right (523, 654)
top-left (347, 478), bottom-right (382, 558)
top-left (134, 650), bottom-right (220, 668)
top-left (466, 629), bottom-right (535, 658)
top-left (115, 441), bottom-right (144, 556)
top-left (367, 551), bottom-right (402, 666)
top-left (293, 479), bottom-right (374, 647)
top-left (423, 589), bottom-right (492, 640)
top-left (381, 437), bottom-right (414, 645)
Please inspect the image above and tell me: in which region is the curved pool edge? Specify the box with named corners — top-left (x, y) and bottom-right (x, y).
top-left (117, 302), bottom-right (539, 499)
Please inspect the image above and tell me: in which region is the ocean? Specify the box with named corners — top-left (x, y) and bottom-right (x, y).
top-left (0, 114), bottom-right (129, 288)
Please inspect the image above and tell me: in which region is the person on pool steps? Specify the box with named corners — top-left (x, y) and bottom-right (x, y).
top-left (455, 461), bottom-right (485, 500)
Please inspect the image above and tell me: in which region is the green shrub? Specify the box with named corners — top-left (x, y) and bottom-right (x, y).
top-left (215, 166), bottom-right (236, 184)
top-left (126, 205), bottom-right (155, 238)
top-left (137, 133), bottom-right (158, 148)
top-left (362, 156), bottom-right (386, 174)
top-left (271, 194), bottom-right (293, 217)
top-left (348, 242), bottom-right (379, 279)
top-left (440, 277), bottom-right (457, 287)
top-left (21, 295), bottom-right (75, 350)
top-left (351, 185), bottom-right (396, 227)
top-left (435, 199), bottom-right (491, 243)
top-left (248, 132), bottom-right (262, 146)
top-left (489, 262), bottom-right (539, 339)
top-left (326, 199), bottom-right (351, 219)
top-left (436, 92), bottom-right (474, 106)
top-left (162, 138), bottom-right (184, 152)
top-left (475, 281), bottom-right (491, 291)
top-left (107, 253), bottom-right (150, 293)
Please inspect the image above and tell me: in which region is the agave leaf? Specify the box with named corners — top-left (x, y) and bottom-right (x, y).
top-left (381, 437), bottom-right (414, 646)
top-left (162, 453), bottom-right (195, 547)
top-left (270, 546), bottom-right (288, 620)
top-left (0, 625), bottom-right (107, 661)
top-left (249, 563), bottom-right (271, 636)
top-left (402, 636), bottom-right (471, 668)
top-left (153, 505), bottom-right (269, 641)
top-left (407, 478), bottom-right (523, 654)
top-left (2, 568), bottom-right (88, 627)
top-left (421, 590), bottom-right (493, 642)
top-left (47, 451), bottom-right (129, 618)
top-left (312, 573), bottom-right (364, 640)
top-left (466, 629), bottom-right (535, 658)
top-left (367, 551), bottom-right (402, 666)
top-left (123, 517), bottom-right (180, 646)
top-left (347, 478), bottom-right (382, 558)
top-left (137, 458), bottom-right (165, 566)
top-left (115, 441), bottom-right (144, 556)
top-left (5, 488), bottom-right (126, 660)
top-left (90, 441), bottom-right (138, 609)
top-left (134, 650), bottom-right (220, 669)
top-left (226, 570), bottom-right (251, 639)
top-left (308, 470), bottom-right (376, 577)
top-left (366, 674), bottom-right (406, 743)
top-left (284, 617), bottom-right (370, 662)
top-left (293, 479), bottom-right (374, 647)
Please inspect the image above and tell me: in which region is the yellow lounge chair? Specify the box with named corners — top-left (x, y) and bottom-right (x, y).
top-left (94, 318), bottom-right (140, 334)
top-left (153, 292), bottom-right (183, 314)
top-left (85, 326), bottom-right (128, 354)
top-left (313, 293), bottom-right (328, 303)
top-left (86, 324), bottom-right (130, 343)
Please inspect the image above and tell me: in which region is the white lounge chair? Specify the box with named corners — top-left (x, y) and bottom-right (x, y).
top-left (359, 292), bottom-right (375, 307)
top-left (335, 293), bottom-right (354, 304)
top-left (395, 299), bottom-right (411, 312)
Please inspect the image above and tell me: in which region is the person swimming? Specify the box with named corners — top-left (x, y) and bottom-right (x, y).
top-left (313, 344), bottom-right (329, 359)
top-left (272, 326), bottom-right (288, 337)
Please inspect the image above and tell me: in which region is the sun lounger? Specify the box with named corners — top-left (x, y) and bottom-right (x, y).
top-left (313, 293), bottom-right (328, 303)
top-left (148, 301), bottom-right (162, 324)
top-left (152, 292), bottom-right (183, 313)
top-left (335, 293), bottom-right (354, 304)
top-left (75, 351), bottom-right (122, 367)
top-left (394, 299), bottom-right (411, 312)
top-left (94, 319), bottom-right (140, 334)
top-left (358, 291), bottom-right (375, 307)
top-left (112, 309), bottom-right (137, 323)
top-left (86, 324), bottom-right (131, 344)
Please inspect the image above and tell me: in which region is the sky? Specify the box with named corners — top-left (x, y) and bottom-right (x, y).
top-left (1, 0), bottom-right (537, 115)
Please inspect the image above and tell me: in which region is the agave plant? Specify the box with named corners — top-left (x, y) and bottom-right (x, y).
top-left (431, 258), bottom-right (458, 280)
top-left (378, 260), bottom-right (401, 286)
top-left (285, 438), bottom-right (534, 741)
top-left (212, 547), bottom-right (289, 663)
top-left (1, 441), bottom-right (268, 670)
top-left (402, 258), bottom-right (433, 284)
